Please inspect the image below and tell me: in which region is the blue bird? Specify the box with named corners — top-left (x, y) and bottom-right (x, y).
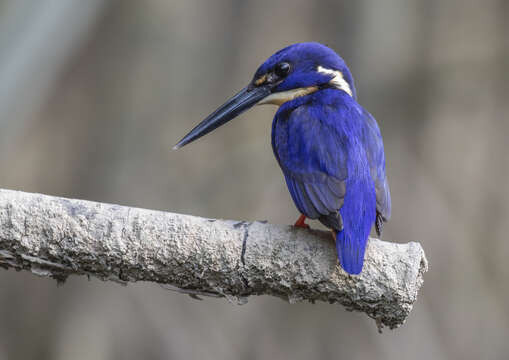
top-left (174, 42), bottom-right (391, 275)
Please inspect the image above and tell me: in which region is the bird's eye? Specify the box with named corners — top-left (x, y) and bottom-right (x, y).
top-left (274, 62), bottom-right (291, 78)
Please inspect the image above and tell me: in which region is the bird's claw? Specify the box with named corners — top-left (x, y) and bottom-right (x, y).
top-left (294, 214), bottom-right (310, 229)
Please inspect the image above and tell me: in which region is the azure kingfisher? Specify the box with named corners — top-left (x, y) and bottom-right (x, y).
top-left (174, 42), bottom-right (391, 275)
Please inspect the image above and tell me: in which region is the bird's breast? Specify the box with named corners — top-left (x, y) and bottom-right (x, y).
top-left (271, 93), bottom-right (369, 180)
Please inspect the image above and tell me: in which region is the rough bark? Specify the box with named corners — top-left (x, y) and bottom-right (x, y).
top-left (0, 189), bottom-right (427, 330)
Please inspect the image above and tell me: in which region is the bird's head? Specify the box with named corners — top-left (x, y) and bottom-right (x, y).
top-left (174, 42), bottom-right (355, 149)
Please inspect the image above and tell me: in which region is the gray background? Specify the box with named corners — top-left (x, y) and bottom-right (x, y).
top-left (0, 0), bottom-right (507, 359)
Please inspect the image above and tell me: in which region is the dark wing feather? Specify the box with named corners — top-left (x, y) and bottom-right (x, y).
top-left (284, 173), bottom-right (344, 217)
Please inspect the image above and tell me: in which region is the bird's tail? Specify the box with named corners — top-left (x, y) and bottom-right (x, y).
top-left (335, 178), bottom-right (376, 275)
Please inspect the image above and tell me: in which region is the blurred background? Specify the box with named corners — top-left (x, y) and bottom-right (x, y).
top-left (0, 0), bottom-right (507, 359)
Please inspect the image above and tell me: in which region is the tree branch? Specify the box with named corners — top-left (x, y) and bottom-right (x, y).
top-left (0, 189), bottom-right (427, 330)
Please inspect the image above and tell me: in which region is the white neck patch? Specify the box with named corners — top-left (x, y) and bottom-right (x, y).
top-left (257, 86), bottom-right (318, 106)
top-left (317, 66), bottom-right (353, 97)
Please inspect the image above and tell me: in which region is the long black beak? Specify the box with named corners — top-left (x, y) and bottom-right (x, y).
top-left (173, 85), bottom-right (271, 149)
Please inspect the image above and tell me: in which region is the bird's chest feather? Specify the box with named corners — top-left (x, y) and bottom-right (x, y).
top-left (271, 91), bottom-right (369, 180)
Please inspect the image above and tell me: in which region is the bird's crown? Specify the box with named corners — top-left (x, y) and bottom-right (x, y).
top-left (252, 42), bottom-right (356, 99)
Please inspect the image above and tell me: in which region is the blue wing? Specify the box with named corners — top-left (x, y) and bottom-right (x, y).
top-left (272, 103), bottom-right (348, 229)
top-left (361, 109), bottom-right (391, 233)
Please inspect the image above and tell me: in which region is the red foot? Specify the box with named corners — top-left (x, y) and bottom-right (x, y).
top-left (294, 214), bottom-right (310, 229)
